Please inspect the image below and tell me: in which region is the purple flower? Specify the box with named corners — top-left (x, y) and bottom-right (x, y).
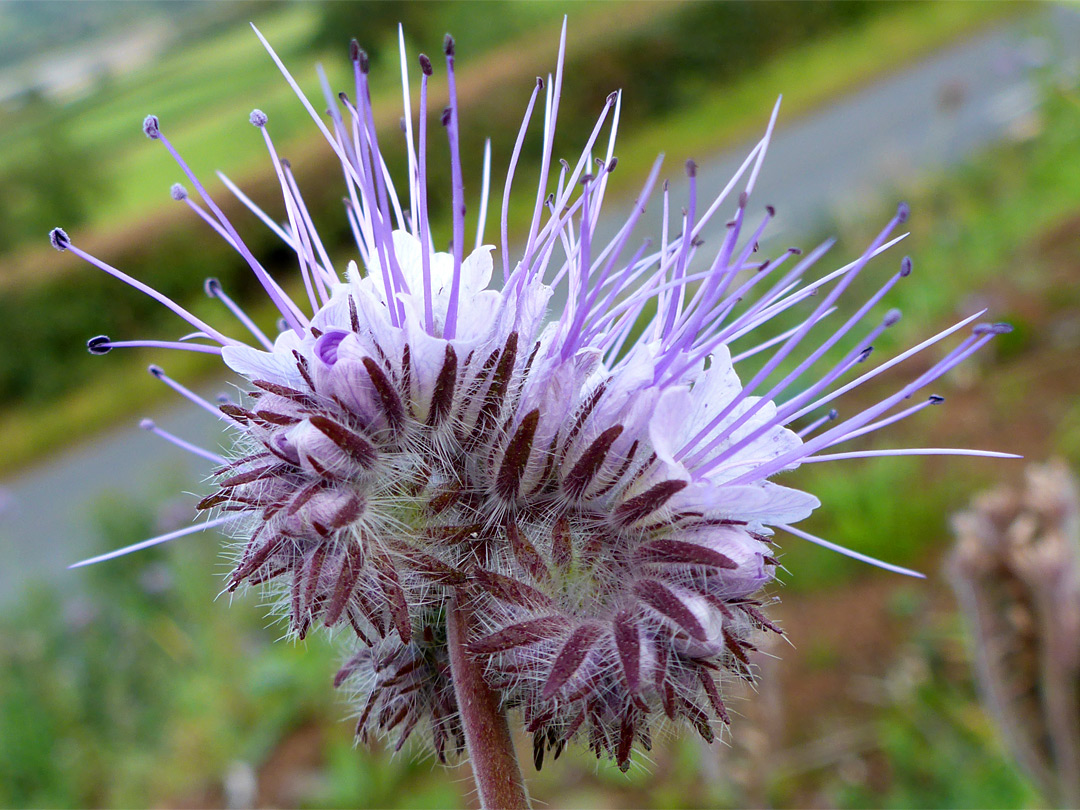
top-left (56, 23), bottom-right (1014, 773)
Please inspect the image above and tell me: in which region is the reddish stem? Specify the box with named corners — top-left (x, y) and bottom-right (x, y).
top-left (446, 591), bottom-right (530, 810)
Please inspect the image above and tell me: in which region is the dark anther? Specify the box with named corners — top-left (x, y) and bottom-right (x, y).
top-left (204, 277), bottom-right (222, 297)
top-left (148, 364), bottom-right (165, 378)
top-left (49, 227), bottom-right (70, 251)
top-left (443, 34), bottom-right (455, 57)
top-left (142, 114), bottom-right (160, 139)
top-left (87, 335), bottom-right (112, 355)
top-left (170, 183), bottom-right (188, 201)
top-left (929, 394), bottom-right (945, 404)
top-left (441, 106), bottom-right (452, 127)
top-left (896, 201), bottom-right (910, 223)
top-left (419, 54), bottom-right (433, 76)
top-left (349, 39), bottom-right (361, 62)
top-left (766, 204), bottom-right (776, 217)
top-left (900, 256), bottom-right (913, 277)
top-left (249, 109), bottom-right (268, 127)
top-left (686, 159), bottom-right (697, 177)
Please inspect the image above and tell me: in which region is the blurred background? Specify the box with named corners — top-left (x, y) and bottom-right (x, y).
top-left (2, 1), bottom-right (1079, 807)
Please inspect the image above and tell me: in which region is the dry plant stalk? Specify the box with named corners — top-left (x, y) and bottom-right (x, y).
top-left (949, 460), bottom-right (1080, 807)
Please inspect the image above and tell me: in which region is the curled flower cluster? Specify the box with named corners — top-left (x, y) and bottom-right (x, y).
top-left (56, 24), bottom-right (1012, 772)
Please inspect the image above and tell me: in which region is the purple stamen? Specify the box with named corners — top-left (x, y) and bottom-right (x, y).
top-left (150, 119), bottom-right (307, 333)
top-left (140, 417), bottom-right (227, 464)
top-left (89, 337), bottom-right (222, 355)
top-left (397, 26), bottom-right (420, 234)
top-left (659, 161), bottom-right (698, 344)
top-left (727, 325), bottom-right (1003, 486)
top-left (60, 239), bottom-right (234, 346)
top-left (216, 172), bottom-right (315, 271)
top-left (530, 90), bottom-right (618, 256)
top-left (204, 277), bottom-right (274, 350)
top-left (521, 19), bottom-right (567, 272)
top-left (777, 523), bottom-right (925, 578)
top-left (259, 130), bottom-right (323, 312)
top-left (501, 77), bottom-right (543, 282)
top-left (282, 162), bottom-right (337, 284)
top-left (69, 514), bottom-right (239, 569)
top-left (678, 209), bottom-right (907, 462)
top-left (716, 239), bottom-right (839, 346)
top-left (784, 309), bottom-right (986, 423)
top-left (475, 138), bottom-right (492, 251)
top-left (353, 53), bottom-right (409, 300)
top-left (148, 364), bottom-right (234, 421)
top-left (339, 92), bottom-right (403, 327)
top-left (797, 408), bottom-right (838, 438)
top-left (690, 263), bottom-right (909, 472)
top-left (803, 448), bottom-right (1020, 463)
top-left (442, 35), bottom-right (465, 340)
top-left (820, 395), bottom-right (941, 447)
top-left (692, 306), bottom-right (904, 476)
top-left (417, 56), bottom-right (435, 333)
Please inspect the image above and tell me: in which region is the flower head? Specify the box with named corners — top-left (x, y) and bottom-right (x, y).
top-left (57, 22), bottom-right (1014, 772)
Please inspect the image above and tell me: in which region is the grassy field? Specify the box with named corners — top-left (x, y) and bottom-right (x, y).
top-left (0, 1), bottom-right (1020, 476)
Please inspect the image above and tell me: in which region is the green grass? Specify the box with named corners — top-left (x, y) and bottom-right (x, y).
top-left (0, 492), bottom-right (465, 808)
top-left (603, 1), bottom-right (1027, 199)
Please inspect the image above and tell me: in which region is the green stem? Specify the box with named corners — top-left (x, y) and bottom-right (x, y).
top-left (446, 591), bottom-right (530, 810)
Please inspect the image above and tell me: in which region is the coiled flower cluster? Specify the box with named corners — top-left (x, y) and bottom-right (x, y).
top-left (54, 23), bottom-right (1012, 773)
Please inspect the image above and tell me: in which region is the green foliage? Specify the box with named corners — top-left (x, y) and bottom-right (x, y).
top-left (0, 97), bottom-right (110, 253)
top-left (832, 618), bottom-right (1040, 809)
top-left (777, 459), bottom-right (952, 593)
top-left (0, 491), bottom-right (494, 807)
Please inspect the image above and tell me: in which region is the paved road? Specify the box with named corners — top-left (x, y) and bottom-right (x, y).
top-left (2, 8), bottom-right (1077, 606)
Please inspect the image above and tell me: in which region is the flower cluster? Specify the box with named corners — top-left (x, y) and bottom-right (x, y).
top-left (54, 24), bottom-right (1012, 771)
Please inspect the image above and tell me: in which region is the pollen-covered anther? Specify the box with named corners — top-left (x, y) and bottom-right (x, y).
top-left (87, 335), bottom-right (112, 355)
top-left (49, 227), bottom-right (70, 251)
top-left (142, 114), bottom-right (160, 139)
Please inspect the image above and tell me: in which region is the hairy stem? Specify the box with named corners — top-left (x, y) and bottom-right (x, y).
top-left (447, 590), bottom-right (530, 810)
